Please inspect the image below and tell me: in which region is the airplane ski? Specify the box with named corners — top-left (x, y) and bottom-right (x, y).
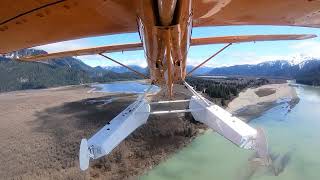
top-left (79, 89), bottom-right (151, 170)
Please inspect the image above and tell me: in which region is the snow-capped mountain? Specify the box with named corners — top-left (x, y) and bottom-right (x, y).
top-left (100, 57), bottom-right (320, 85)
top-left (207, 58), bottom-right (320, 85)
top-left (102, 65), bottom-right (147, 74)
top-left (3, 49), bottom-right (47, 59)
top-left (288, 54), bottom-right (313, 65)
top-left (102, 65), bottom-right (213, 75)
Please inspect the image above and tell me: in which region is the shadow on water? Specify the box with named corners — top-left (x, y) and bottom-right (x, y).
top-left (240, 149), bottom-right (294, 180)
top-left (270, 150), bottom-right (293, 176)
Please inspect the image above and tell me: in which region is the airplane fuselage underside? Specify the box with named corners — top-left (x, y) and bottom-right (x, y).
top-left (137, 0), bottom-right (192, 97)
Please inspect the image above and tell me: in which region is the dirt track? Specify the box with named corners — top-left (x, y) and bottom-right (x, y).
top-left (0, 85), bottom-right (202, 180)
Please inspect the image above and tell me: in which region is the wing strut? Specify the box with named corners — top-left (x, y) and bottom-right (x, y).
top-left (187, 43), bottom-right (232, 76)
top-left (99, 53), bottom-right (149, 79)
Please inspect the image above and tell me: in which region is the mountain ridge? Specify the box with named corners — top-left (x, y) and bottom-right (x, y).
top-left (1, 48), bottom-right (320, 93)
top-left (100, 65), bottom-right (213, 75)
top-left (207, 59), bottom-right (320, 85)
top-left (0, 49), bottom-right (141, 92)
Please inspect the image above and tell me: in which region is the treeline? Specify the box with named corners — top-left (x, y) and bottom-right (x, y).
top-left (295, 65), bottom-right (320, 86)
top-left (186, 76), bottom-right (270, 106)
top-left (0, 57), bottom-right (141, 92)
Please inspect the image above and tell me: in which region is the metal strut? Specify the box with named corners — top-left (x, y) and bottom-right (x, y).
top-left (186, 43), bottom-right (232, 76)
top-left (99, 53), bottom-right (149, 79)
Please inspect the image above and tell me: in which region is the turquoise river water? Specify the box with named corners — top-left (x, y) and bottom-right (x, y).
top-left (141, 84), bottom-right (320, 180)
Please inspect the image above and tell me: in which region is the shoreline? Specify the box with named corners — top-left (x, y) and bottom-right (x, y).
top-left (227, 83), bottom-right (299, 122)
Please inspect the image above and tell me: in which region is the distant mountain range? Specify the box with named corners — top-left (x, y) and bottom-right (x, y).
top-left (206, 59), bottom-right (320, 85)
top-left (101, 65), bottom-right (212, 75)
top-left (1, 48), bottom-right (320, 92)
top-left (102, 60), bottom-right (320, 86)
top-left (103, 65), bottom-right (147, 74)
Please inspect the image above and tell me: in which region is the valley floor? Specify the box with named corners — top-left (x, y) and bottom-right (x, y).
top-left (0, 85), bottom-right (203, 180)
top-left (0, 82), bottom-right (298, 179)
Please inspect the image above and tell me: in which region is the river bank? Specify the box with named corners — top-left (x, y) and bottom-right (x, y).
top-left (227, 83), bottom-right (299, 121)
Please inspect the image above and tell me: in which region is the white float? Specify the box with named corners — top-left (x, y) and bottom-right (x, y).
top-left (189, 95), bottom-right (257, 149)
top-left (79, 95), bottom-right (150, 170)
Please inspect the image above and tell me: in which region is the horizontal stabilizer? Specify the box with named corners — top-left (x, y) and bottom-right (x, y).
top-left (18, 42), bottom-right (143, 61)
top-left (191, 34), bottom-right (316, 46)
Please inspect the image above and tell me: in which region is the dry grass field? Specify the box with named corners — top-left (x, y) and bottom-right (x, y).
top-left (0, 85), bottom-right (203, 180)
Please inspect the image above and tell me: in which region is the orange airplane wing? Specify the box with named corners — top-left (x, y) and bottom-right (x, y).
top-left (0, 0), bottom-right (138, 54)
top-left (191, 34), bottom-right (317, 46)
top-left (193, 0), bottom-right (320, 28)
top-left (19, 42), bottom-right (143, 61)
top-left (1, 0), bottom-right (320, 53)
top-left (18, 34), bottom-right (316, 61)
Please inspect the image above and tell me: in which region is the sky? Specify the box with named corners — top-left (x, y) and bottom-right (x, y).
top-left (36, 26), bottom-right (320, 68)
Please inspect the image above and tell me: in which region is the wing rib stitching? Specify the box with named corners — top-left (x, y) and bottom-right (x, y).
top-left (0, 0), bottom-right (66, 26)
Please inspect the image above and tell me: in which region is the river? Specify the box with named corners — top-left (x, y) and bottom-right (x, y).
top-left (92, 81), bottom-right (159, 94)
top-left (141, 84), bottom-right (320, 180)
